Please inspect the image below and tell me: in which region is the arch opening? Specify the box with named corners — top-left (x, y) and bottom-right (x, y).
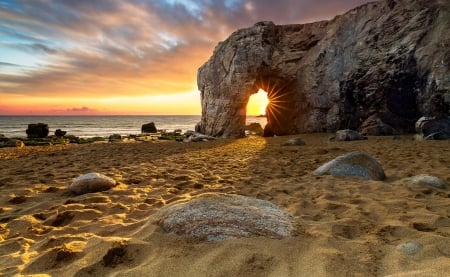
top-left (244, 77), bottom-right (296, 137)
top-left (245, 89), bottom-right (269, 136)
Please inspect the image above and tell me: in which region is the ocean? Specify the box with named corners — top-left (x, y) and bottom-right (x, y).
top-left (0, 115), bottom-right (267, 138)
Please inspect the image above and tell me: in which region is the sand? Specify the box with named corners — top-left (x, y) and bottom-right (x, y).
top-left (0, 134), bottom-right (449, 276)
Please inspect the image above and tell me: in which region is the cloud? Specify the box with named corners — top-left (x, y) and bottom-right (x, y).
top-left (0, 0), bottom-right (372, 98)
top-left (66, 107), bottom-right (96, 112)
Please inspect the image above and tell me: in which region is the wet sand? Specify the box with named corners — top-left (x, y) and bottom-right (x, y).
top-left (0, 134), bottom-right (449, 276)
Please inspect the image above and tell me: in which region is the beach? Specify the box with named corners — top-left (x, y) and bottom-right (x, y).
top-left (0, 134), bottom-right (449, 276)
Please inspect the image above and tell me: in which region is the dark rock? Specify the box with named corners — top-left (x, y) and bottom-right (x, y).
top-left (69, 173), bottom-right (117, 195)
top-left (141, 122), bottom-right (157, 133)
top-left (54, 129), bottom-right (67, 137)
top-left (415, 116), bottom-right (450, 140)
top-left (281, 137), bottom-right (306, 146)
top-left (108, 134), bottom-right (122, 142)
top-left (184, 133), bottom-right (217, 142)
top-left (314, 151), bottom-right (386, 180)
top-left (0, 138), bottom-right (24, 148)
top-left (156, 193), bottom-right (295, 241)
top-left (26, 123), bottom-right (49, 138)
top-left (196, 0), bottom-right (449, 138)
top-left (330, 129), bottom-right (367, 141)
top-left (245, 123), bottom-right (264, 135)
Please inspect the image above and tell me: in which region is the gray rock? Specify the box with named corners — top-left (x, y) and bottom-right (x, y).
top-left (196, 0), bottom-right (449, 138)
top-left (403, 174), bottom-right (447, 189)
top-left (330, 129), bottom-right (367, 141)
top-left (314, 151), bottom-right (386, 180)
top-left (281, 137), bottom-right (306, 146)
top-left (69, 173), bottom-right (117, 195)
top-left (0, 138), bottom-right (24, 148)
top-left (184, 133), bottom-right (217, 142)
top-left (156, 193), bottom-right (295, 241)
top-left (415, 116), bottom-right (450, 140)
top-left (396, 241), bottom-right (423, 256)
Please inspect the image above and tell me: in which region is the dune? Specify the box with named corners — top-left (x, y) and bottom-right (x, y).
top-left (0, 134), bottom-right (449, 276)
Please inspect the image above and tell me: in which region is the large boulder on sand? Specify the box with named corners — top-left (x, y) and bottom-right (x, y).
top-left (156, 193), bottom-right (295, 241)
top-left (69, 173), bottom-right (117, 195)
top-left (314, 151), bottom-right (386, 180)
top-left (26, 123), bottom-right (49, 138)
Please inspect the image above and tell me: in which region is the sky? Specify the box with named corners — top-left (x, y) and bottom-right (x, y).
top-left (0, 0), bottom-right (372, 115)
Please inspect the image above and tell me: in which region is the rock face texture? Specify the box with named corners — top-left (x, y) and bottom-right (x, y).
top-left (197, 0), bottom-right (450, 138)
top-left (156, 193), bottom-right (295, 241)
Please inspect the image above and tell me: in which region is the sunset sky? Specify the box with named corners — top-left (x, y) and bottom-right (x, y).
top-left (0, 0), bottom-right (371, 115)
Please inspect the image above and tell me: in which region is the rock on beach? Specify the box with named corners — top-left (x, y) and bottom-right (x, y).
top-left (314, 151), bottom-right (386, 180)
top-left (69, 173), bottom-right (117, 195)
top-left (156, 193), bottom-right (295, 241)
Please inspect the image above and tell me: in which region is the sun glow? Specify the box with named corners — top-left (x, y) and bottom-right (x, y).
top-left (247, 89), bottom-right (269, 116)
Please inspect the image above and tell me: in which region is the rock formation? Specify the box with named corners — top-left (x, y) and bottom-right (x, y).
top-left (197, 0), bottom-right (450, 138)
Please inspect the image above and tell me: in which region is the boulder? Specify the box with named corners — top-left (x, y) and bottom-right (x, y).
top-left (330, 129), bottom-right (367, 141)
top-left (26, 123), bottom-right (49, 138)
top-left (69, 173), bottom-right (117, 195)
top-left (396, 242), bottom-right (423, 256)
top-left (281, 137), bottom-right (306, 146)
top-left (360, 115), bottom-right (396, 136)
top-left (184, 133), bottom-right (217, 142)
top-left (196, 0), bottom-right (449, 138)
top-left (415, 116), bottom-right (450, 140)
top-left (401, 174), bottom-right (447, 189)
top-left (1, 139), bottom-right (24, 148)
top-left (141, 122), bottom-right (157, 133)
top-left (314, 151), bottom-right (386, 180)
top-left (54, 129), bottom-right (67, 137)
top-left (108, 134), bottom-right (122, 142)
top-left (245, 123), bottom-right (264, 135)
top-left (156, 193), bottom-right (295, 241)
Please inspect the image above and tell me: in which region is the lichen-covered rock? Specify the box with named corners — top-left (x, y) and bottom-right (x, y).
top-left (402, 174), bottom-right (447, 189)
top-left (330, 129), bottom-right (367, 141)
top-left (314, 152), bottom-right (386, 180)
top-left (396, 241), bottom-right (423, 256)
top-left (69, 173), bottom-right (117, 195)
top-left (197, 0), bottom-right (449, 138)
top-left (281, 137), bottom-right (305, 146)
top-left (108, 134), bottom-right (122, 142)
top-left (156, 193), bottom-right (295, 241)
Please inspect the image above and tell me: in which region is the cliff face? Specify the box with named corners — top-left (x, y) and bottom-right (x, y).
top-left (197, 0), bottom-right (450, 138)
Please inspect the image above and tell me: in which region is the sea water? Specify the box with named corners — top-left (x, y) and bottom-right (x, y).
top-left (0, 115), bottom-right (267, 138)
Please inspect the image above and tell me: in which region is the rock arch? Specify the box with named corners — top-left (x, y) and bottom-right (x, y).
top-left (196, 0), bottom-right (449, 138)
